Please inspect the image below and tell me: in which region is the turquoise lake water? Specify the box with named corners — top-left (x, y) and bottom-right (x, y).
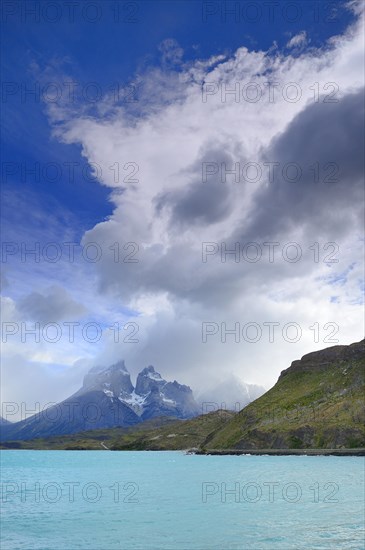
top-left (1, 451), bottom-right (364, 549)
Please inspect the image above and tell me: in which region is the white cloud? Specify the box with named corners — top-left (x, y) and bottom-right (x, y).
top-left (286, 31), bottom-right (308, 49)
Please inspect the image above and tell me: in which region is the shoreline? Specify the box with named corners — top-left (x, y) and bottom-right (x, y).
top-left (195, 448), bottom-right (365, 457)
top-left (1, 446), bottom-right (364, 456)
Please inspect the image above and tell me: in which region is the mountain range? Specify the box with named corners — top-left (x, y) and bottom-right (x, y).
top-left (5, 340), bottom-right (364, 453)
top-left (3, 340), bottom-right (363, 451)
top-left (0, 361), bottom-right (200, 441)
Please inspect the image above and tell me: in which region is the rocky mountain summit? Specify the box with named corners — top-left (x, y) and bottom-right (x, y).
top-left (77, 361), bottom-right (200, 421)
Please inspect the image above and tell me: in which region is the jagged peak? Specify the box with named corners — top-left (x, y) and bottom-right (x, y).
top-left (138, 365), bottom-right (164, 380)
top-left (82, 360), bottom-right (133, 396)
top-left (87, 360), bottom-right (129, 375)
top-left (107, 360), bottom-right (129, 373)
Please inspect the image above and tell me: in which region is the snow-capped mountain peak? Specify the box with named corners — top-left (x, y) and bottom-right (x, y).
top-left (81, 360), bottom-right (134, 398)
top-left (79, 361), bottom-right (200, 420)
top-left (135, 366), bottom-right (167, 396)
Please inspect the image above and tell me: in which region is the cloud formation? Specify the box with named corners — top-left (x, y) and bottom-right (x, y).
top-left (2, 7), bottom-right (364, 409)
top-left (286, 31), bottom-right (308, 49)
top-left (18, 286), bottom-right (87, 324)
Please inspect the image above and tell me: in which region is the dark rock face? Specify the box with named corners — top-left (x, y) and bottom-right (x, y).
top-left (163, 381), bottom-right (201, 417)
top-left (279, 340), bottom-right (365, 380)
top-left (135, 366), bottom-right (166, 395)
top-left (235, 426), bottom-right (317, 450)
top-left (235, 425), bottom-right (365, 450)
top-left (79, 361), bottom-right (134, 399)
top-left (1, 362), bottom-right (200, 441)
top-left (135, 367), bottom-right (200, 421)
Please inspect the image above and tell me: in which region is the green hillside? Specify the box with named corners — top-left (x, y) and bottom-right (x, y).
top-left (203, 339), bottom-right (365, 450)
top-left (1, 411), bottom-right (234, 451)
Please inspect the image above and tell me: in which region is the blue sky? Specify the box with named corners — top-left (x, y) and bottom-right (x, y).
top-left (2, 0), bottom-right (356, 232)
top-left (1, 0), bottom-right (364, 412)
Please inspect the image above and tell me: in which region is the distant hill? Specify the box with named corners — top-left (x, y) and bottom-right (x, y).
top-left (1, 411), bottom-right (235, 451)
top-left (202, 339), bottom-right (365, 450)
top-left (0, 416), bottom-right (12, 426)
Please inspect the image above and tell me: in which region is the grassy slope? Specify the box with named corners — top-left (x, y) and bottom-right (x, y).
top-left (204, 352), bottom-right (365, 450)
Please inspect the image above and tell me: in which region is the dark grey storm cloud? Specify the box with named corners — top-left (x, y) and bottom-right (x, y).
top-left (18, 286), bottom-right (87, 323)
top-left (155, 144), bottom-right (241, 228)
top-left (236, 88), bottom-right (365, 243)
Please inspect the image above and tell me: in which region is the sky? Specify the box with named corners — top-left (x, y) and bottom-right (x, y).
top-left (1, 0), bottom-right (364, 417)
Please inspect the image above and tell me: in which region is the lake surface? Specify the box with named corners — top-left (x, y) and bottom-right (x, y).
top-left (1, 451), bottom-right (364, 549)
